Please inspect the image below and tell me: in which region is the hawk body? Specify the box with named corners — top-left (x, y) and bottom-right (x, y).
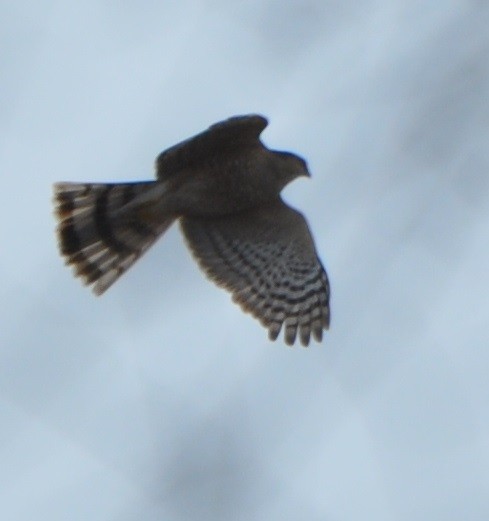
top-left (54, 115), bottom-right (330, 346)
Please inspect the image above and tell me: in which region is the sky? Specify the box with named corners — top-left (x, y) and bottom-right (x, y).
top-left (1, 1), bottom-right (488, 520)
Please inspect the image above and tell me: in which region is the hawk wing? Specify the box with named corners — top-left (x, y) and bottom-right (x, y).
top-left (180, 199), bottom-right (330, 346)
top-left (156, 114), bottom-right (268, 179)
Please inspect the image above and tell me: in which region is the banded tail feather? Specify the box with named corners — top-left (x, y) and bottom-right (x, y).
top-left (54, 181), bottom-right (175, 295)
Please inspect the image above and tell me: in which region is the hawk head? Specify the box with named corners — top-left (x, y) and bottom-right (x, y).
top-left (271, 151), bottom-right (310, 190)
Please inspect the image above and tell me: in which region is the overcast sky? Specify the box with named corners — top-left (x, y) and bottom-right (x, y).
top-left (1, 2), bottom-right (488, 520)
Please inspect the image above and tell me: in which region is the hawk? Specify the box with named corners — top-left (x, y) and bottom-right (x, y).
top-left (53, 115), bottom-right (330, 346)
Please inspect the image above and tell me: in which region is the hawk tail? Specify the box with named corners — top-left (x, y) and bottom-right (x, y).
top-left (53, 181), bottom-right (175, 295)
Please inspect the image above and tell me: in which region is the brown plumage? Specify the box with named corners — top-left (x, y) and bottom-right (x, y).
top-left (53, 115), bottom-right (330, 346)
